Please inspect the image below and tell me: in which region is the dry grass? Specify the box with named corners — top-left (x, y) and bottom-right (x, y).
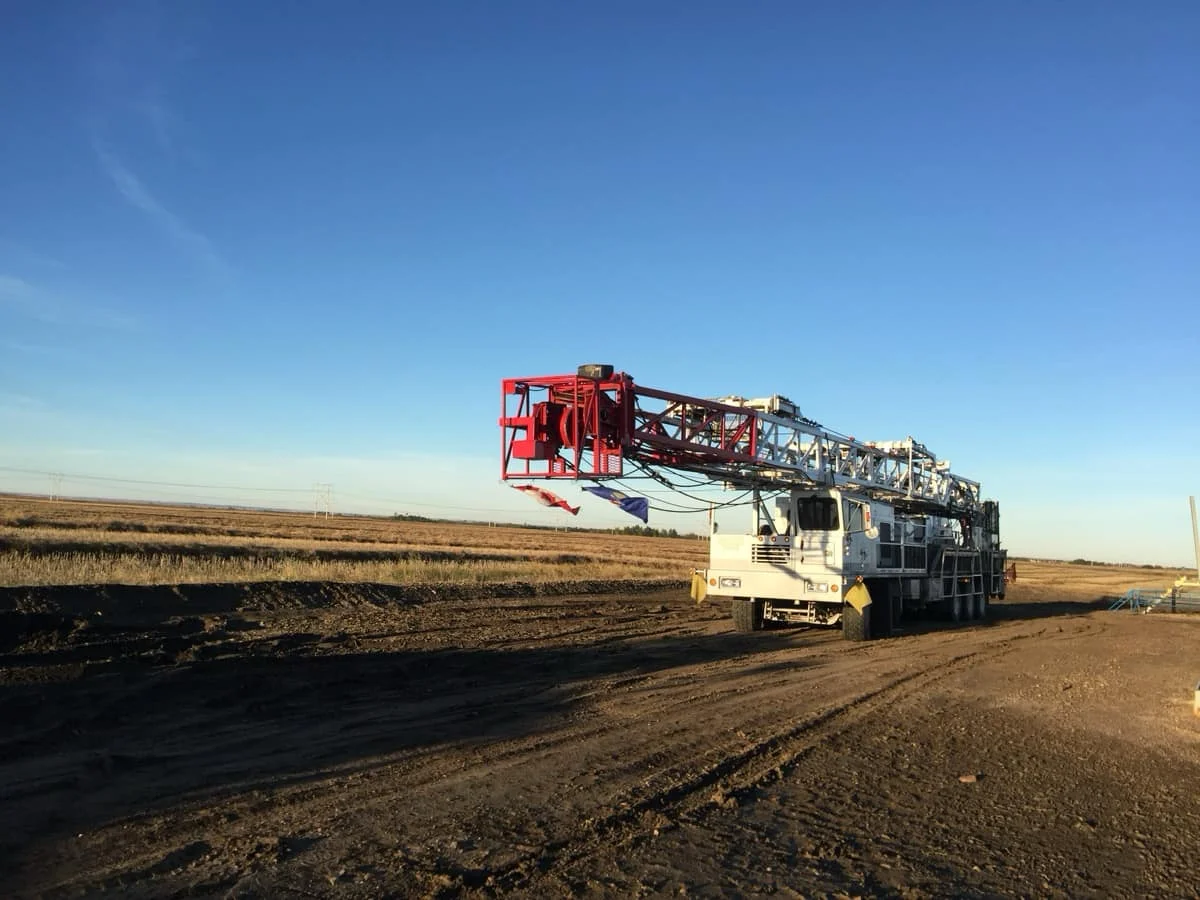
top-left (1, 496), bottom-right (706, 550)
top-left (0, 495), bottom-right (707, 587)
top-left (0, 551), bottom-right (679, 586)
top-left (0, 524), bottom-right (688, 566)
top-left (1008, 559), bottom-right (1195, 602)
top-left (6, 496), bottom-right (1185, 594)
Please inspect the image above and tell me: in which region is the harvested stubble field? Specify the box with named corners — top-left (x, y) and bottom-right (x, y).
top-left (1, 496), bottom-right (1199, 899)
top-left (0, 496), bottom-right (704, 588)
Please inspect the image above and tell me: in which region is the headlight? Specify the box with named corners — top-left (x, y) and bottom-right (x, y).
top-left (719, 577), bottom-right (741, 589)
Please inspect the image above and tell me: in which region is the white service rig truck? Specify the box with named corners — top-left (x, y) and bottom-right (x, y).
top-left (500, 365), bottom-right (1007, 641)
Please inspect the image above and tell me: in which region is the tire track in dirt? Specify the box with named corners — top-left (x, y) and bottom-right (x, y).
top-left (140, 623), bottom-right (1049, 896)
top-left (403, 619), bottom-right (1093, 893)
top-left (601, 616), bottom-right (1188, 900)
top-left (7, 592), bottom-right (1111, 898)
top-left (480, 634), bottom-right (1032, 893)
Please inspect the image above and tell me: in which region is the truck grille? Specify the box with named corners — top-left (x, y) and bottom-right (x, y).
top-left (752, 545), bottom-right (792, 564)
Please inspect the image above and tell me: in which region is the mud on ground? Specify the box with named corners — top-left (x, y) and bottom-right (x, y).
top-left (2, 577), bottom-right (1198, 898)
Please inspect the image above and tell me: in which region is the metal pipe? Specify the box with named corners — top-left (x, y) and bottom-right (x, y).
top-left (1190, 495), bottom-right (1199, 582)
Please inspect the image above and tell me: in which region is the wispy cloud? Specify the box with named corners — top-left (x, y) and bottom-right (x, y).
top-left (0, 275), bottom-right (36, 302)
top-left (0, 238), bottom-right (66, 271)
top-left (0, 392), bottom-right (43, 409)
top-left (88, 5), bottom-right (229, 280)
top-left (2, 339), bottom-right (75, 359)
top-left (0, 274), bottom-right (139, 331)
top-left (134, 87), bottom-right (179, 157)
top-left (0, 275), bottom-right (49, 321)
top-left (92, 137), bottom-right (229, 279)
top-left (0, 391), bottom-right (48, 419)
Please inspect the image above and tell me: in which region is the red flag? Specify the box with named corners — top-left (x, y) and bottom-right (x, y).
top-left (511, 484), bottom-right (580, 515)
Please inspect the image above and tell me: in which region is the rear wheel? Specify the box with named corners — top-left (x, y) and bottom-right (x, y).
top-left (871, 586), bottom-right (893, 637)
top-left (977, 594), bottom-right (989, 620)
top-left (948, 595), bottom-right (963, 623)
top-left (731, 598), bottom-right (764, 633)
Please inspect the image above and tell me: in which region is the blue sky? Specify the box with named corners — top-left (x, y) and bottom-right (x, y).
top-left (1, 2), bottom-right (1197, 564)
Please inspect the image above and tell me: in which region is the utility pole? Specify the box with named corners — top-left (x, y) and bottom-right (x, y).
top-left (49, 472), bottom-right (63, 502)
top-left (313, 482), bottom-right (332, 518)
top-left (1190, 495), bottom-right (1199, 584)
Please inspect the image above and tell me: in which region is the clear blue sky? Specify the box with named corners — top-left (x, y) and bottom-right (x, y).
top-left (1, 1), bottom-right (1197, 564)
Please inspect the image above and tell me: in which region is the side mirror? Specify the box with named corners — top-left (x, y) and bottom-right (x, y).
top-left (864, 526), bottom-right (880, 541)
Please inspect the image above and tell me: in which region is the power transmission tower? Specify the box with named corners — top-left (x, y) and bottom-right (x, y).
top-left (313, 482), bottom-right (332, 518)
top-left (49, 472), bottom-right (64, 501)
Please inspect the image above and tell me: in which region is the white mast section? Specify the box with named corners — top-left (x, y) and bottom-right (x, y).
top-left (637, 393), bottom-right (982, 512)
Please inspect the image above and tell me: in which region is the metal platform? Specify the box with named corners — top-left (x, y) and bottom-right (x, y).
top-left (1109, 586), bottom-right (1200, 613)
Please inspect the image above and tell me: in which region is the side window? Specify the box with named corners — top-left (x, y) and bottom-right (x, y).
top-left (844, 501), bottom-right (863, 532)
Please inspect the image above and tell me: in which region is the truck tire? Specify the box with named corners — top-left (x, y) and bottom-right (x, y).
top-left (731, 598), bottom-right (764, 633)
top-left (871, 589), bottom-right (893, 637)
top-left (977, 594), bottom-right (988, 620)
top-left (948, 595), bottom-right (963, 623)
top-left (843, 603), bottom-right (869, 642)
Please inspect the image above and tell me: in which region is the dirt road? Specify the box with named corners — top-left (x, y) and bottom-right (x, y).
top-left (2, 581), bottom-right (1198, 898)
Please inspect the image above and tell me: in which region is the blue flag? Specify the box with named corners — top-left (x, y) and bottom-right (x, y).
top-left (583, 485), bottom-right (649, 523)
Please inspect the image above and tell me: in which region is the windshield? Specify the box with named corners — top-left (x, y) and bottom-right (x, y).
top-left (795, 496), bottom-right (839, 530)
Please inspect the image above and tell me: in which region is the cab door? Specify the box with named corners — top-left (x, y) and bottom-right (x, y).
top-left (843, 499), bottom-right (873, 574)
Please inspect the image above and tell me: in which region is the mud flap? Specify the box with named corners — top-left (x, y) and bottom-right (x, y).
top-left (844, 582), bottom-right (872, 613)
top-left (690, 571), bottom-right (708, 603)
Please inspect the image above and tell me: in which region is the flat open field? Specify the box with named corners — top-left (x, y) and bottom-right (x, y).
top-left (2, 497), bottom-right (1198, 898)
top-left (0, 496), bottom-right (706, 587)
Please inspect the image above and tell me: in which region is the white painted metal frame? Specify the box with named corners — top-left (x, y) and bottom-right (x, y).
top-left (636, 393), bottom-right (982, 512)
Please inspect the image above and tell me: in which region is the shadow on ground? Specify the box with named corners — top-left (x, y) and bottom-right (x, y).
top-left (0, 581), bottom-right (1121, 872)
top-left (881, 596), bottom-right (1110, 639)
top-left (0, 600), bottom-right (802, 870)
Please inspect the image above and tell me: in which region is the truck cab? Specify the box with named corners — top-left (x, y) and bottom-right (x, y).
top-left (705, 489), bottom-right (855, 628)
top-left (698, 487), bottom-right (1002, 639)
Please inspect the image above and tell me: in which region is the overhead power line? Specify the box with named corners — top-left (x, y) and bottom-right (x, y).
top-left (0, 464), bottom-right (723, 522)
top-left (0, 465), bottom-right (311, 493)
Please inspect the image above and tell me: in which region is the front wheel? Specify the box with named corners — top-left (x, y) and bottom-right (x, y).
top-left (843, 602), bottom-right (870, 642)
top-left (731, 598), bottom-right (764, 633)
